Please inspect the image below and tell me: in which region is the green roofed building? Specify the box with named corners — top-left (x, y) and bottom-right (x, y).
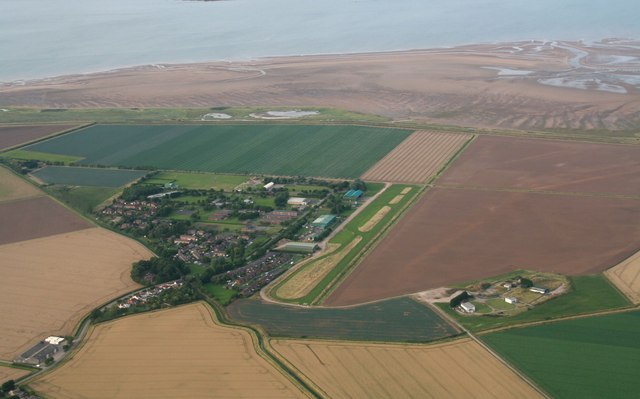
top-left (312, 214), bottom-right (337, 229)
top-left (344, 189), bottom-right (364, 199)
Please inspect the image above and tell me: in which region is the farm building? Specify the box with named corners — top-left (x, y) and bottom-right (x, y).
top-left (279, 242), bottom-right (318, 254)
top-left (530, 287), bottom-right (549, 294)
top-left (312, 214), bottom-right (337, 229)
top-left (264, 182), bottom-right (275, 190)
top-left (505, 297), bottom-right (518, 304)
top-left (287, 197), bottom-right (308, 207)
top-left (460, 302), bottom-right (476, 313)
top-left (344, 189), bottom-right (364, 199)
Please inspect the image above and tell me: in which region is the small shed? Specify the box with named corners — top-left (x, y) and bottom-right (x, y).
top-left (264, 182), bottom-right (275, 190)
top-left (460, 302), bottom-right (476, 313)
top-left (505, 297), bottom-right (518, 304)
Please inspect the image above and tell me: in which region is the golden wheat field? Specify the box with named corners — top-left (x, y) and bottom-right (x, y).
top-left (0, 166), bottom-right (42, 203)
top-left (271, 338), bottom-right (543, 399)
top-left (361, 131), bottom-right (471, 183)
top-left (0, 365), bottom-right (30, 385)
top-left (0, 227), bottom-right (152, 360)
top-left (30, 303), bottom-right (308, 399)
top-left (605, 250), bottom-right (640, 304)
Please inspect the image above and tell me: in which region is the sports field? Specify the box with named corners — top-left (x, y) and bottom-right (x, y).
top-left (227, 297), bottom-right (458, 343)
top-left (145, 170), bottom-right (248, 191)
top-left (0, 124), bottom-right (79, 150)
top-left (361, 130), bottom-right (472, 183)
top-left (30, 303), bottom-right (308, 399)
top-left (484, 310), bottom-right (640, 399)
top-left (24, 124), bottom-right (411, 178)
top-left (31, 166), bottom-right (147, 187)
top-left (326, 188), bottom-right (640, 306)
top-left (0, 166), bottom-right (42, 203)
top-left (604, 250), bottom-right (640, 304)
top-left (271, 338), bottom-right (542, 399)
top-left (0, 227), bottom-right (152, 360)
top-left (0, 196), bottom-right (92, 245)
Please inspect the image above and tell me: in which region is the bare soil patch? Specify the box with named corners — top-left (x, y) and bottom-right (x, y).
top-left (0, 166), bottom-right (42, 203)
top-left (277, 238), bottom-right (362, 300)
top-left (30, 303), bottom-right (307, 399)
top-left (605, 250), bottom-right (640, 304)
top-left (0, 365), bottom-right (30, 384)
top-left (326, 188), bottom-right (640, 306)
top-left (271, 338), bottom-right (542, 399)
top-left (400, 187), bottom-right (412, 195)
top-left (359, 206), bottom-right (390, 232)
top-left (438, 136), bottom-right (640, 196)
top-left (388, 195), bottom-right (404, 204)
top-left (0, 228), bottom-right (152, 360)
top-left (0, 124), bottom-right (78, 150)
top-left (362, 131), bottom-right (471, 183)
top-left (0, 196), bottom-right (91, 245)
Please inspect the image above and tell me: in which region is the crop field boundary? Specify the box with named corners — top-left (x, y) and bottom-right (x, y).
top-left (0, 123), bottom-right (94, 153)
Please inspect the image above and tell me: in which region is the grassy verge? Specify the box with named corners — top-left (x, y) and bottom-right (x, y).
top-left (437, 274), bottom-right (632, 332)
top-left (271, 184), bottom-right (420, 305)
top-left (2, 149), bottom-right (83, 164)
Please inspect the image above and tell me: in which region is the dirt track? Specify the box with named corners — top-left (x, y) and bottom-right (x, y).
top-left (2, 42), bottom-right (639, 130)
top-left (0, 196), bottom-right (91, 245)
top-left (326, 188), bottom-right (640, 306)
top-left (30, 303), bottom-right (307, 399)
top-left (271, 338), bottom-right (543, 399)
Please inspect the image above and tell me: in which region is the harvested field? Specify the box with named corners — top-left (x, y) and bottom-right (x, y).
top-left (358, 207), bottom-right (390, 232)
top-left (484, 310), bottom-right (640, 399)
top-left (326, 188), bottom-right (640, 306)
top-left (227, 297), bottom-right (458, 343)
top-left (388, 195), bottom-right (403, 204)
top-left (276, 238), bottom-right (362, 299)
top-left (362, 130), bottom-right (472, 183)
top-left (0, 166), bottom-right (42, 202)
top-left (438, 136), bottom-right (640, 196)
top-left (24, 124), bottom-right (411, 178)
top-left (30, 303), bottom-right (307, 399)
top-left (400, 187), bottom-right (412, 195)
top-left (271, 338), bottom-right (542, 399)
top-left (0, 196), bottom-right (91, 245)
top-left (0, 365), bottom-right (30, 384)
top-left (31, 166), bottom-right (147, 187)
top-left (0, 228), bottom-right (152, 360)
top-left (605, 250), bottom-right (640, 304)
top-left (0, 124), bottom-right (78, 150)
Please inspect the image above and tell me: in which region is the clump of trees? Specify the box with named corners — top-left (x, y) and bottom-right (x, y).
top-left (131, 257), bottom-right (189, 285)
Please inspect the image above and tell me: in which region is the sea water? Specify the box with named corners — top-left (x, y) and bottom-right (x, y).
top-left (1, 0), bottom-right (638, 82)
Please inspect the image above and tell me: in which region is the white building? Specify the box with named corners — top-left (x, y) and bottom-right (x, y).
top-left (460, 302), bottom-right (476, 313)
top-left (530, 287), bottom-right (549, 294)
top-left (287, 197), bottom-right (308, 207)
top-left (44, 336), bottom-right (65, 345)
top-left (505, 297), bottom-right (518, 304)
top-left (264, 182), bottom-right (275, 190)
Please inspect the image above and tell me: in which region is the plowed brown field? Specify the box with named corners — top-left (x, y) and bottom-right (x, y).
top-left (271, 338), bottom-right (542, 399)
top-left (0, 365), bottom-right (30, 385)
top-left (326, 188), bottom-right (640, 306)
top-left (0, 196), bottom-right (91, 245)
top-left (0, 228), bottom-right (152, 360)
top-left (362, 131), bottom-right (471, 183)
top-left (605, 250), bottom-right (640, 304)
top-left (0, 124), bottom-right (79, 150)
top-left (438, 136), bottom-right (640, 196)
top-left (31, 303), bottom-right (308, 399)
top-left (0, 166), bottom-right (42, 203)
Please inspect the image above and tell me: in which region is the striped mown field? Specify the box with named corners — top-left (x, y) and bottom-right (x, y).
top-left (361, 130), bottom-right (472, 183)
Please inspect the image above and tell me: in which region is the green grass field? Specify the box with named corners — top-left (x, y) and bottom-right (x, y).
top-left (203, 283), bottom-right (238, 306)
top-left (23, 124), bottom-right (411, 178)
top-left (272, 184), bottom-right (420, 304)
top-left (145, 171), bottom-right (247, 191)
top-left (3, 149), bottom-right (83, 164)
top-left (227, 297), bottom-right (459, 343)
top-left (32, 166), bottom-right (147, 187)
top-left (438, 274), bottom-right (631, 332)
top-left (484, 310), bottom-right (640, 399)
top-left (46, 185), bottom-right (119, 212)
